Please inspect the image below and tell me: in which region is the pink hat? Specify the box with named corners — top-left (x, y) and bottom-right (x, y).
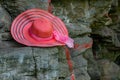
top-left (11, 9), bottom-right (74, 48)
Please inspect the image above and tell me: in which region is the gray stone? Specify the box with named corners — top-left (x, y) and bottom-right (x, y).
top-left (89, 0), bottom-right (120, 68)
top-left (98, 59), bottom-right (120, 80)
top-left (88, 0), bottom-right (112, 19)
top-left (58, 47), bottom-right (73, 80)
top-left (0, 32), bottom-right (12, 41)
top-left (33, 47), bottom-right (59, 70)
top-left (92, 26), bottom-right (120, 47)
top-left (52, 0), bottom-right (112, 25)
top-left (0, 5), bottom-right (11, 32)
top-left (0, 47), bottom-right (70, 80)
top-left (98, 27), bottom-right (114, 37)
top-left (0, 47), bottom-right (35, 80)
top-left (72, 55), bottom-right (90, 80)
top-left (84, 49), bottom-right (101, 80)
top-left (58, 46), bottom-right (92, 80)
top-left (37, 70), bottom-right (58, 80)
top-left (66, 23), bottom-right (91, 37)
top-left (112, 31), bottom-right (120, 47)
top-left (33, 47), bottom-right (70, 80)
top-left (0, 41), bottom-right (23, 48)
top-left (0, 75), bottom-right (37, 80)
top-left (70, 36), bottom-right (93, 57)
top-left (2, 0), bottom-right (49, 18)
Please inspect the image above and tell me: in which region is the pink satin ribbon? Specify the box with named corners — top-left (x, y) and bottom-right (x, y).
top-left (53, 31), bottom-right (74, 48)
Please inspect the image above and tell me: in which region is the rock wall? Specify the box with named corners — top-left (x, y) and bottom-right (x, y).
top-left (0, 0), bottom-right (119, 80)
top-left (90, 0), bottom-right (120, 64)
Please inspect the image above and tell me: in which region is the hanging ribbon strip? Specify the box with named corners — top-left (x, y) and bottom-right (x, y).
top-left (64, 40), bottom-right (93, 80)
top-left (64, 46), bottom-right (75, 80)
top-left (74, 41), bottom-right (93, 50)
top-left (48, 0), bottom-right (53, 13)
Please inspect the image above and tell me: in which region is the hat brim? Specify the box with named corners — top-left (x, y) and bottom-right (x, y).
top-left (11, 9), bottom-right (68, 47)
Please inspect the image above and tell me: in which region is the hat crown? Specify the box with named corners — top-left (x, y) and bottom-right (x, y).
top-left (30, 19), bottom-right (53, 38)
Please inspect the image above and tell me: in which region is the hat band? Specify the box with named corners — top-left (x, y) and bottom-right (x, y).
top-left (29, 27), bottom-right (74, 47)
top-left (29, 28), bottom-right (53, 41)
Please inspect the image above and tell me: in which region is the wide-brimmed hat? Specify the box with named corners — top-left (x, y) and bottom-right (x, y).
top-left (11, 9), bottom-right (74, 48)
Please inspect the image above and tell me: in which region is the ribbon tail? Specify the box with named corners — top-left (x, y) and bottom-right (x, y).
top-left (65, 37), bottom-right (74, 48)
top-left (64, 46), bottom-right (75, 80)
top-left (71, 73), bottom-right (75, 80)
top-left (53, 31), bottom-right (74, 48)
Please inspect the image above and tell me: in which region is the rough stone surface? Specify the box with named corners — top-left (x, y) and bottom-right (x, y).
top-left (33, 47), bottom-right (61, 80)
top-left (0, 32), bottom-right (12, 40)
top-left (84, 49), bottom-right (101, 80)
top-left (72, 55), bottom-right (90, 80)
top-left (1, 0), bottom-right (49, 19)
top-left (98, 59), bottom-right (120, 80)
top-left (90, 0), bottom-right (120, 63)
top-left (0, 41), bottom-right (24, 48)
top-left (66, 23), bottom-right (91, 37)
top-left (0, 5), bottom-right (11, 32)
top-left (0, 47), bottom-right (69, 80)
top-left (0, 47), bottom-right (35, 80)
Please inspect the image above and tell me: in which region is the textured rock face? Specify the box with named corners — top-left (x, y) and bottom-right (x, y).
top-left (98, 59), bottom-right (120, 80)
top-left (0, 0), bottom-right (120, 80)
top-left (0, 5), bottom-right (11, 32)
top-left (90, 0), bottom-right (120, 64)
top-left (1, 0), bottom-right (49, 18)
top-left (0, 47), bottom-right (34, 80)
top-left (0, 47), bottom-right (61, 80)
